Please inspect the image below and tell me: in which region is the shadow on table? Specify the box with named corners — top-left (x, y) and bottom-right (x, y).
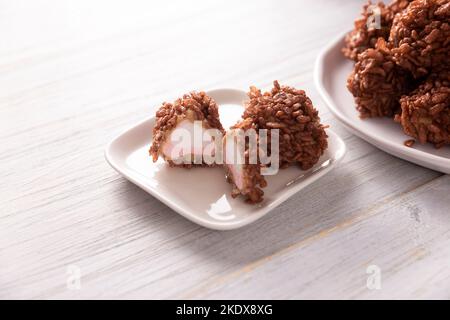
top-left (118, 164), bottom-right (359, 285)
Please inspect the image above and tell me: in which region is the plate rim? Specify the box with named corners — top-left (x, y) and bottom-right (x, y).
top-left (314, 31), bottom-right (450, 173)
top-left (105, 104), bottom-right (346, 230)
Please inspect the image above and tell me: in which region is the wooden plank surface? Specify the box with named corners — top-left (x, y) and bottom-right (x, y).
top-left (0, 0), bottom-right (448, 299)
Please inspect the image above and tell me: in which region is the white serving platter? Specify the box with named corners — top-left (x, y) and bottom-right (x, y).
top-left (105, 89), bottom-right (346, 230)
top-left (315, 32), bottom-right (450, 174)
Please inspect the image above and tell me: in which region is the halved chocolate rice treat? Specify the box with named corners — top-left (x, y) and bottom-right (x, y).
top-left (150, 83), bottom-right (328, 204)
top-left (347, 38), bottom-right (412, 118)
top-left (149, 91), bottom-right (225, 167)
top-left (389, 0), bottom-right (450, 78)
top-left (343, 0), bottom-right (412, 61)
top-left (396, 69), bottom-right (450, 148)
top-left (243, 81), bottom-right (328, 170)
top-left (223, 118), bottom-right (267, 203)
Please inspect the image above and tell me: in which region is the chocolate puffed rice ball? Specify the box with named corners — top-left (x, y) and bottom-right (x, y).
top-left (389, 0), bottom-right (450, 78)
top-left (347, 38), bottom-right (412, 118)
top-left (396, 69), bottom-right (450, 147)
top-left (223, 118), bottom-right (267, 204)
top-left (343, 0), bottom-right (412, 61)
top-left (149, 91), bottom-right (225, 167)
top-left (242, 81), bottom-right (328, 170)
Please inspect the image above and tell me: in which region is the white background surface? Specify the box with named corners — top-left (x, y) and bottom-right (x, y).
top-left (1, 0), bottom-right (449, 299)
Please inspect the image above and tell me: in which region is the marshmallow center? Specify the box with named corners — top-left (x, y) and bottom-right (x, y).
top-left (162, 119), bottom-right (217, 162)
top-left (224, 130), bottom-right (245, 190)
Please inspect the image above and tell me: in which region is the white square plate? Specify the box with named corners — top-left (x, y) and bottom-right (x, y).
top-left (315, 32), bottom-right (450, 174)
top-left (105, 89), bottom-right (346, 230)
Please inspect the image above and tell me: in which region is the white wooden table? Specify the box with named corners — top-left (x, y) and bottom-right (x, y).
top-left (1, 0), bottom-right (449, 299)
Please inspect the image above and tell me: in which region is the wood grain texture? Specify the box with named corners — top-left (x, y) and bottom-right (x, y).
top-left (0, 0), bottom-right (448, 299)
